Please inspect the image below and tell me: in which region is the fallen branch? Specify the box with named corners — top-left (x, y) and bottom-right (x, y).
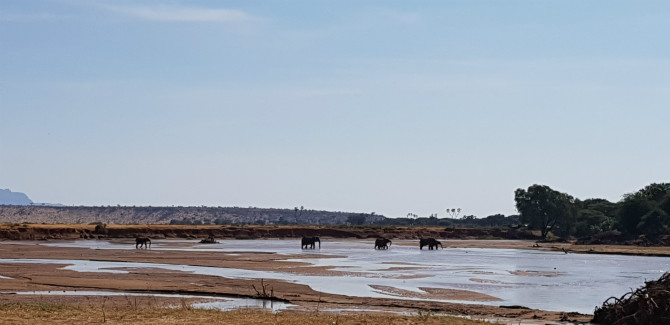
top-left (593, 272), bottom-right (670, 324)
top-left (251, 279), bottom-right (274, 299)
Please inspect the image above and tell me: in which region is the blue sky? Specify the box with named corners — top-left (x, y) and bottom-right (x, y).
top-left (1, 0), bottom-right (669, 218)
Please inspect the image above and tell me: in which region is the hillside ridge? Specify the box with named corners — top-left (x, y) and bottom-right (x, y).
top-left (0, 205), bottom-right (383, 225)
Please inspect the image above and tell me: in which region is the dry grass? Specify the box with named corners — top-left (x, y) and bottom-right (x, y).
top-left (0, 303), bottom-right (496, 325)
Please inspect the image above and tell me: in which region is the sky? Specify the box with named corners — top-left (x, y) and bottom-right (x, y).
top-left (1, 0), bottom-right (669, 218)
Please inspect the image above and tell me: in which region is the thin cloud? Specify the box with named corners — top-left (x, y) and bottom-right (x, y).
top-left (100, 4), bottom-right (255, 23)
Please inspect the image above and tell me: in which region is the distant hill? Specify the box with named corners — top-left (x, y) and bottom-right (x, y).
top-left (0, 189), bottom-right (33, 205)
top-left (0, 205), bottom-right (385, 225)
top-left (0, 204), bottom-right (519, 228)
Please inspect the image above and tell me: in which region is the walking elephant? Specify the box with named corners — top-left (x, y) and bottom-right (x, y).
top-left (135, 237), bottom-right (151, 249)
top-left (301, 236), bottom-right (320, 249)
top-left (374, 237), bottom-right (392, 250)
top-left (419, 238), bottom-right (442, 250)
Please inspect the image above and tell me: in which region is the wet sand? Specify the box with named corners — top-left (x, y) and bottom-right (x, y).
top-left (429, 239), bottom-right (670, 256)
top-left (369, 285), bottom-right (501, 301)
top-left (0, 240), bottom-right (595, 324)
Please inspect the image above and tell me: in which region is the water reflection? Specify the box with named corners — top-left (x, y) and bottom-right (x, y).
top-left (193, 299), bottom-right (291, 312)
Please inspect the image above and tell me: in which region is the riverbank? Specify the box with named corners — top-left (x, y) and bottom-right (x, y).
top-left (0, 302), bottom-right (495, 325)
top-left (0, 223), bottom-right (538, 241)
top-left (438, 239), bottom-right (670, 257)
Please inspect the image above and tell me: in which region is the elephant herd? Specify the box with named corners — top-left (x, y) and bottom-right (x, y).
top-left (301, 236), bottom-right (443, 250)
top-left (134, 235), bottom-right (443, 250)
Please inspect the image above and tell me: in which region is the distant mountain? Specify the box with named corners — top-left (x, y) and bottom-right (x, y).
top-left (0, 189), bottom-right (33, 205)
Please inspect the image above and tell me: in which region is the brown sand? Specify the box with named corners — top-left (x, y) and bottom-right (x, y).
top-left (369, 285), bottom-right (501, 301)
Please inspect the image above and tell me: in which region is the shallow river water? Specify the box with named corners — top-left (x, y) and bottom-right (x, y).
top-left (3, 239), bottom-right (669, 314)
top-left (6, 290), bottom-right (294, 312)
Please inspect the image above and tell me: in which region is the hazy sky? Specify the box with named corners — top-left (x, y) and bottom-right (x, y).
top-left (2, 1), bottom-right (669, 218)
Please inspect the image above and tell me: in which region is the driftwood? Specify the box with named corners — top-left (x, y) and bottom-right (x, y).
top-left (251, 278), bottom-right (274, 298)
top-left (199, 236), bottom-right (218, 244)
top-left (593, 272), bottom-right (670, 324)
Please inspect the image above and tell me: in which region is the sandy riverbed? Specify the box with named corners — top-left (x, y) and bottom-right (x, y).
top-left (3, 238), bottom-right (662, 324)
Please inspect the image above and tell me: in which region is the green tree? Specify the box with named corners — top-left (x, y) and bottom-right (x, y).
top-left (616, 183), bottom-right (670, 238)
top-left (636, 208), bottom-right (670, 240)
top-left (660, 195), bottom-right (670, 216)
top-left (637, 183), bottom-right (670, 202)
top-left (514, 185), bottom-right (575, 239)
top-left (581, 198), bottom-right (618, 218)
top-left (617, 193), bottom-right (653, 237)
top-left (574, 209), bottom-right (608, 237)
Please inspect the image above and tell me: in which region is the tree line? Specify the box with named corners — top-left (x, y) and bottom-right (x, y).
top-left (515, 183), bottom-right (670, 241)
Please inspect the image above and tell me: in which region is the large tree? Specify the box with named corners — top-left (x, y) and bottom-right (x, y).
top-left (636, 183), bottom-right (670, 202)
top-left (617, 194), bottom-right (653, 236)
top-left (514, 185), bottom-right (575, 239)
top-left (617, 183), bottom-right (670, 238)
top-left (573, 198), bottom-right (617, 237)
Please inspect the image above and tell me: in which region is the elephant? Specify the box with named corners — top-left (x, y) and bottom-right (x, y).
top-left (301, 236), bottom-right (320, 249)
top-left (419, 238), bottom-right (442, 250)
top-left (135, 237), bottom-right (151, 249)
top-left (374, 237), bottom-right (392, 250)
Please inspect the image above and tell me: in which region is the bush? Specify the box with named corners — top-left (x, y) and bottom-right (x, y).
top-left (92, 222), bottom-right (108, 235)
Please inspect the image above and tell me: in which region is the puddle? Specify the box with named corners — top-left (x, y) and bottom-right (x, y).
top-left (2, 239), bottom-right (670, 314)
top-left (192, 299), bottom-right (292, 312)
top-left (2, 291), bottom-right (294, 312)
top-left (319, 307), bottom-right (408, 315)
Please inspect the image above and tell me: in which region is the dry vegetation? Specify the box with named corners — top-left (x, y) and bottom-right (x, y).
top-left (593, 272), bottom-right (670, 325)
top-left (0, 303), bottom-right (496, 325)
